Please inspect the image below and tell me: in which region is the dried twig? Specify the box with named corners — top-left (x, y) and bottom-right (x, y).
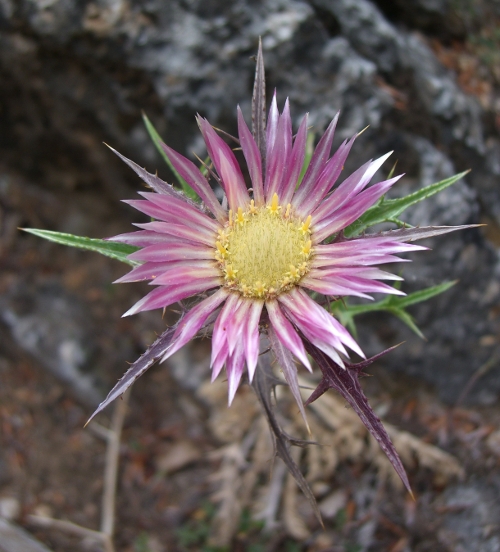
top-left (26, 516), bottom-right (112, 551)
top-left (27, 388), bottom-right (132, 552)
top-left (254, 460), bottom-right (287, 531)
top-left (101, 388), bottom-right (131, 539)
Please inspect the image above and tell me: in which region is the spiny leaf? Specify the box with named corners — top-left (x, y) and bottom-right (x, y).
top-left (268, 325), bottom-right (309, 430)
top-left (252, 37), bottom-right (266, 175)
top-left (21, 229), bottom-right (139, 266)
top-left (142, 112), bottom-right (199, 200)
top-left (86, 302), bottom-right (221, 424)
top-left (303, 341), bottom-right (412, 496)
top-left (391, 309), bottom-right (424, 339)
top-left (86, 327), bottom-right (176, 425)
top-left (297, 131), bottom-right (315, 187)
top-left (345, 170), bottom-right (470, 237)
top-left (374, 224), bottom-right (480, 243)
top-left (252, 357), bottom-right (323, 526)
top-left (336, 281), bottom-right (457, 316)
top-left (392, 280), bottom-right (457, 308)
top-left (386, 160), bottom-right (398, 180)
top-left (106, 143), bottom-right (195, 201)
top-left (331, 281), bottom-right (457, 338)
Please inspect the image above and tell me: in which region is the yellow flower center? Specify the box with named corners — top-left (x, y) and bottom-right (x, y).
top-left (215, 194), bottom-right (313, 299)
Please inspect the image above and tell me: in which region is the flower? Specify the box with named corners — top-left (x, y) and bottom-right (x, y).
top-left (107, 96), bottom-right (426, 406)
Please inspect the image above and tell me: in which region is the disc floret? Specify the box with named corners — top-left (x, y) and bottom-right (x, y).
top-left (216, 193), bottom-right (314, 299)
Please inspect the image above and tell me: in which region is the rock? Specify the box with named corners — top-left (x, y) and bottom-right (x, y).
top-left (437, 478), bottom-right (500, 551)
top-left (0, 517), bottom-right (53, 552)
top-left (375, 0), bottom-right (466, 40)
top-left (0, 281), bottom-right (102, 406)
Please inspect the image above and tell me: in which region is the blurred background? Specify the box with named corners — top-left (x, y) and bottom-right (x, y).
top-left (1, 0), bottom-right (500, 550)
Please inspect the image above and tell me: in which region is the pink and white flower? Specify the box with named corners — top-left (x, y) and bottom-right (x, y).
top-left (107, 97), bottom-right (426, 406)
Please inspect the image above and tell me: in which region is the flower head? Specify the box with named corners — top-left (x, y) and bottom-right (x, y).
top-left (107, 93), bottom-right (426, 407)
top-left (82, 46), bottom-right (475, 500)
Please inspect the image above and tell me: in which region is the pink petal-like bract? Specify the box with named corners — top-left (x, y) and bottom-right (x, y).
top-left (102, 91), bottom-right (453, 412)
top-left (81, 46), bottom-right (477, 504)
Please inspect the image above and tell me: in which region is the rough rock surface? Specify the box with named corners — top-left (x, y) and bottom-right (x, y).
top-left (1, 0), bottom-right (499, 407)
top-left (438, 478), bottom-right (500, 551)
top-left (0, 280), bottom-right (101, 406)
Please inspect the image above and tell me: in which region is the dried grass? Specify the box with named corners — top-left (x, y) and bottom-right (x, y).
top-left (198, 373), bottom-right (463, 545)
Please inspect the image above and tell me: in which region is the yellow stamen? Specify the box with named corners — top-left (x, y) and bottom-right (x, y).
top-left (249, 199), bottom-right (257, 214)
top-left (228, 209), bottom-right (233, 228)
top-left (236, 206), bottom-right (246, 226)
top-left (267, 193), bottom-right (281, 215)
top-left (288, 265), bottom-right (299, 279)
top-left (254, 281), bottom-right (267, 297)
top-left (224, 264), bottom-right (238, 280)
top-left (302, 239), bottom-right (312, 256)
top-left (241, 284), bottom-right (251, 296)
top-left (216, 241), bottom-right (227, 258)
top-left (284, 203), bottom-right (291, 218)
top-left (217, 228), bottom-right (228, 245)
top-left (301, 215), bottom-right (312, 234)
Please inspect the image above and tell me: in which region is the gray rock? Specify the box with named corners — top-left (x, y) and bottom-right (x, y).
top-left (313, 0), bottom-right (484, 151)
top-left (437, 478), bottom-right (500, 552)
top-left (398, 135), bottom-right (477, 227)
top-left (0, 517), bottom-right (53, 552)
top-left (0, 281), bottom-right (102, 406)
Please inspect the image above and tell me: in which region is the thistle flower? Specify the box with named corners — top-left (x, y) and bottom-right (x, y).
top-left (74, 44), bottom-right (477, 502)
top-left (105, 97), bottom-right (427, 409)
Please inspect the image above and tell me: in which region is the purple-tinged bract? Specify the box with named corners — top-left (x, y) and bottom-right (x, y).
top-left (83, 45), bottom-right (478, 502)
top-left (106, 99), bottom-right (426, 408)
